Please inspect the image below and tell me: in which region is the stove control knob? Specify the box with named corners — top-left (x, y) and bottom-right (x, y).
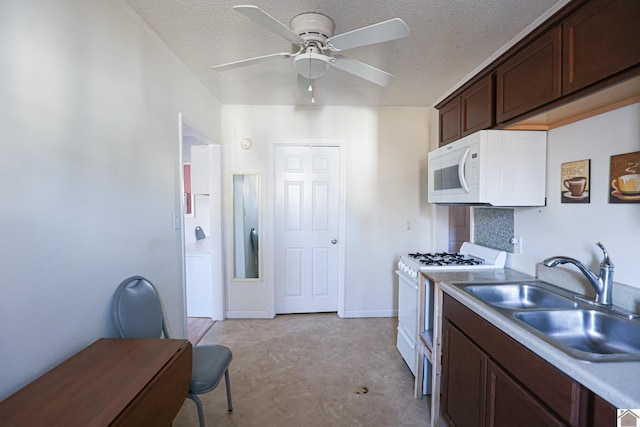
top-left (412, 270), bottom-right (418, 279)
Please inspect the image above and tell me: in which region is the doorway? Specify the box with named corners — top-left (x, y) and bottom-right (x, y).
top-left (274, 144), bottom-right (344, 314)
top-left (179, 117), bottom-right (224, 342)
top-left (448, 206), bottom-right (470, 252)
top-left (433, 205), bottom-right (471, 253)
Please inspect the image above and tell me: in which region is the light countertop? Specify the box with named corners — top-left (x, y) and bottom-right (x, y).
top-left (423, 269), bottom-right (640, 409)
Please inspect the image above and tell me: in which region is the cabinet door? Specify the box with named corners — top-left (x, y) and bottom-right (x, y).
top-left (439, 97), bottom-right (461, 146)
top-left (496, 26), bottom-right (562, 123)
top-left (562, 0), bottom-right (640, 95)
top-left (461, 74), bottom-right (494, 137)
top-left (442, 320), bottom-right (487, 427)
top-left (444, 294), bottom-right (584, 425)
top-left (590, 394), bottom-right (616, 427)
top-left (486, 359), bottom-right (566, 427)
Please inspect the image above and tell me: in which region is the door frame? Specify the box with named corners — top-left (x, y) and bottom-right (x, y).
top-left (178, 114), bottom-right (225, 326)
top-left (270, 139), bottom-right (346, 318)
top-left (432, 204), bottom-right (474, 252)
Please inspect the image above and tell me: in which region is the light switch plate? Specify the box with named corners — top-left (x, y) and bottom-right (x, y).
top-left (511, 235), bottom-right (523, 254)
top-left (172, 212), bottom-right (181, 230)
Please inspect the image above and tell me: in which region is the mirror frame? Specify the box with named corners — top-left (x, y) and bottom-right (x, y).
top-left (231, 172), bottom-right (261, 281)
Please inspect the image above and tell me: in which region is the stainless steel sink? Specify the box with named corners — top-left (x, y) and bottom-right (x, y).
top-left (464, 283), bottom-right (578, 310)
top-left (513, 309), bottom-right (640, 361)
top-left (456, 281), bottom-right (640, 361)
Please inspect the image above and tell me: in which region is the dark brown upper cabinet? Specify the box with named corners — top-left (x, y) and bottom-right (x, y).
top-left (562, 0), bottom-right (640, 95)
top-left (439, 96), bottom-right (461, 146)
top-left (496, 27), bottom-right (562, 123)
top-left (461, 74), bottom-right (495, 137)
top-left (438, 74), bottom-right (494, 146)
top-left (435, 0), bottom-right (640, 145)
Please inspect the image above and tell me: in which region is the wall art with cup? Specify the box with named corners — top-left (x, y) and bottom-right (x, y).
top-left (561, 159), bottom-right (590, 203)
top-left (610, 151), bottom-right (640, 204)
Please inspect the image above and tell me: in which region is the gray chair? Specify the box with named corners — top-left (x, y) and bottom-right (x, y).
top-left (112, 276), bottom-right (232, 427)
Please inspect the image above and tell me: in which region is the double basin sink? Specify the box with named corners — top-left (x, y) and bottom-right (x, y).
top-left (459, 282), bottom-right (640, 362)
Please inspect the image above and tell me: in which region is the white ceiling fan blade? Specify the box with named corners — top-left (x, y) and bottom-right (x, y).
top-left (233, 5), bottom-right (304, 44)
top-left (331, 55), bottom-right (395, 87)
top-left (212, 52), bottom-right (291, 71)
top-left (326, 18), bottom-right (410, 51)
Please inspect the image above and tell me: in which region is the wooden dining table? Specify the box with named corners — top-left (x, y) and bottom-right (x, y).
top-left (0, 338), bottom-right (192, 426)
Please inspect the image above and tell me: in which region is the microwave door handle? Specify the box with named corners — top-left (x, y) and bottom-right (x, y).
top-left (458, 147), bottom-right (470, 193)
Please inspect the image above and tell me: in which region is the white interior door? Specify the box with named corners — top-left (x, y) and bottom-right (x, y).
top-left (275, 145), bottom-right (341, 314)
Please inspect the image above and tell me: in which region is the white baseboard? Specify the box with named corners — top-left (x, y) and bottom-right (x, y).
top-left (225, 310), bottom-right (272, 319)
top-left (226, 310), bottom-right (397, 319)
top-left (341, 309), bottom-right (397, 318)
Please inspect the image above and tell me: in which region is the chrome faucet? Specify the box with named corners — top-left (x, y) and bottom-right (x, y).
top-left (543, 242), bottom-right (614, 306)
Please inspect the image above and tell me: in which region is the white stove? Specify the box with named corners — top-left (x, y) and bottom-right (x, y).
top-left (395, 242), bottom-right (506, 394)
top-left (399, 242), bottom-right (506, 275)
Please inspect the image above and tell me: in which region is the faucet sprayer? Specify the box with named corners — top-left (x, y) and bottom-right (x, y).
top-left (542, 242), bottom-right (614, 306)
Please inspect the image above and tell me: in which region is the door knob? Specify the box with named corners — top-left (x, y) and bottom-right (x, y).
top-left (331, 239), bottom-right (337, 244)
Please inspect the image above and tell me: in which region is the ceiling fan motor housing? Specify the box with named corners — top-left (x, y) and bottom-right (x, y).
top-left (290, 12), bottom-right (335, 44)
top-left (290, 13), bottom-right (335, 80)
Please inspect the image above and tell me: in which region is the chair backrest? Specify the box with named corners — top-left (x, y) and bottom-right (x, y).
top-left (112, 276), bottom-right (170, 339)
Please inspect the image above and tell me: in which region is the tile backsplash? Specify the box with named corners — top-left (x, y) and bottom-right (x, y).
top-left (473, 207), bottom-right (514, 253)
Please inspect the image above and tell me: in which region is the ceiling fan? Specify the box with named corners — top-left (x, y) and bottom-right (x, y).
top-left (211, 5), bottom-right (410, 87)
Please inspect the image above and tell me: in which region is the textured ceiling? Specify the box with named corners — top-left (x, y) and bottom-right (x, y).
top-left (123, 0), bottom-right (567, 107)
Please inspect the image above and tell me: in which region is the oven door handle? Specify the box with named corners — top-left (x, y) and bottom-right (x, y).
top-left (458, 147), bottom-right (470, 193)
top-left (397, 326), bottom-right (417, 349)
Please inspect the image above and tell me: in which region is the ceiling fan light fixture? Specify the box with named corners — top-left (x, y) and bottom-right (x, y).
top-left (293, 51), bottom-right (331, 80)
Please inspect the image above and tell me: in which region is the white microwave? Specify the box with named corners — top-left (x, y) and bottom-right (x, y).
top-left (427, 130), bottom-right (547, 206)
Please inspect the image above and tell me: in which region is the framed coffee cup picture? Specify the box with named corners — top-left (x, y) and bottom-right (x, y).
top-left (561, 159), bottom-right (590, 203)
top-left (609, 151), bottom-right (640, 204)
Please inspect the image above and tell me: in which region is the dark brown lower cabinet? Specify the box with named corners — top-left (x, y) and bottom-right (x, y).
top-left (442, 320), bottom-right (487, 427)
top-left (590, 394), bottom-right (617, 427)
top-left (486, 359), bottom-right (565, 427)
top-left (442, 294), bottom-right (617, 427)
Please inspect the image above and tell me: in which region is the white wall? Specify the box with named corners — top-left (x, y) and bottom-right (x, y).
top-left (0, 1), bottom-right (221, 399)
top-left (221, 105), bottom-right (432, 317)
top-left (507, 103), bottom-right (640, 289)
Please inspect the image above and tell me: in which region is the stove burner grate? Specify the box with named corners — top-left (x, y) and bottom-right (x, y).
top-left (408, 251), bottom-right (484, 266)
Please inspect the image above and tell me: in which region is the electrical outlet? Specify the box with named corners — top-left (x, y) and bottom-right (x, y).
top-left (511, 236), bottom-right (523, 254)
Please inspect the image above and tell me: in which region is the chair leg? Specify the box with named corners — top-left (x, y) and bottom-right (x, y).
top-left (187, 392), bottom-right (206, 427)
top-left (225, 369), bottom-right (233, 412)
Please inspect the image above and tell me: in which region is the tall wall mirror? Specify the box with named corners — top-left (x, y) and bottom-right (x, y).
top-left (232, 173), bottom-right (260, 280)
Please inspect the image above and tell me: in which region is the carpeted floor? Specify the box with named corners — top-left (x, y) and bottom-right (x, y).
top-left (172, 313), bottom-right (430, 426)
